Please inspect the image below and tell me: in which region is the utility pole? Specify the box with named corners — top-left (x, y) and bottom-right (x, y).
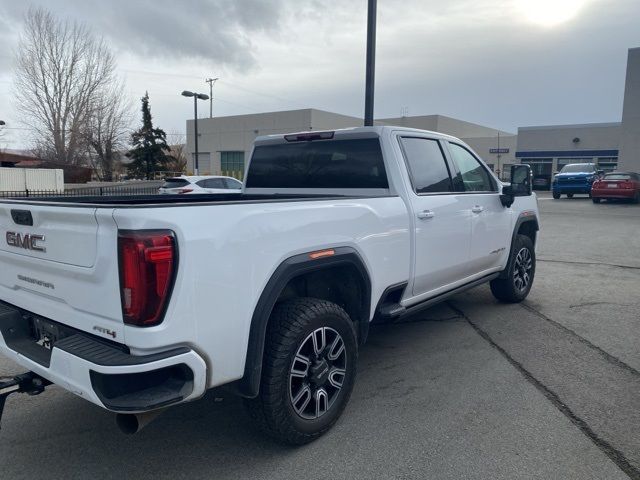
top-left (364, 0), bottom-right (377, 126)
top-left (205, 78), bottom-right (218, 118)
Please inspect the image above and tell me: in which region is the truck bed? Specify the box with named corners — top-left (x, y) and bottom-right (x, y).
top-left (0, 193), bottom-right (356, 207)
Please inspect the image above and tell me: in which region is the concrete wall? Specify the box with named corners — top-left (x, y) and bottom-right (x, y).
top-left (186, 109), bottom-right (315, 174)
top-left (619, 48), bottom-right (640, 172)
top-left (517, 123), bottom-right (621, 152)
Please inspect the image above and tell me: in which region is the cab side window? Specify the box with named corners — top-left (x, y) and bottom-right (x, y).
top-left (448, 143), bottom-right (495, 192)
top-left (400, 137), bottom-right (454, 194)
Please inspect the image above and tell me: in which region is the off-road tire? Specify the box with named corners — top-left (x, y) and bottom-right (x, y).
top-left (244, 298), bottom-right (357, 445)
top-left (490, 234), bottom-right (536, 303)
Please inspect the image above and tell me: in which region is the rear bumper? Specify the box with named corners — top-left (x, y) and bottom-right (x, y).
top-left (591, 188), bottom-right (635, 199)
top-left (0, 301), bottom-right (207, 413)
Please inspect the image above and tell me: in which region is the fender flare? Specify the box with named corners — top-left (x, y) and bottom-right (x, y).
top-left (235, 246), bottom-right (371, 398)
top-left (500, 213), bottom-right (539, 279)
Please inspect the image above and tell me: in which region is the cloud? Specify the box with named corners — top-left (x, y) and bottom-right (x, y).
top-left (0, 0), bottom-right (290, 71)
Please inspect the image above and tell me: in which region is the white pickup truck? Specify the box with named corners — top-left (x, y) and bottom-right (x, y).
top-left (0, 126), bottom-right (539, 444)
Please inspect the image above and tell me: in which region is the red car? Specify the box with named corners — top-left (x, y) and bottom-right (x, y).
top-left (592, 172), bottom-right (640, 203)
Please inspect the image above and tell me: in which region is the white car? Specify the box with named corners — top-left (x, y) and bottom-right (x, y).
top-left (158, 175), bottom-right (243, 194)
top-left (0, 126), bottom-right (539, 444)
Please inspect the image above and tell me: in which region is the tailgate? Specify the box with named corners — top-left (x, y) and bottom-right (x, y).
top-left (0, 203), bottom-right (125, 343)
top-left (0, 204), bottom-right (98, 267)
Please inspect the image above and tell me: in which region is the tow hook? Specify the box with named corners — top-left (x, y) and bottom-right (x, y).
top-left (0, 372), bottom-right (50, 430)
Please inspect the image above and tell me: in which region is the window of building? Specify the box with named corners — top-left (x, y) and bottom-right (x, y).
top-left (399, 137), bottom-right (453, 194)
top-left (448, 143), bottom-right (495, 192)
top-left (221, 151), bottom-right (245, 177)
top-left (597, 157), bottom-right (618, 172)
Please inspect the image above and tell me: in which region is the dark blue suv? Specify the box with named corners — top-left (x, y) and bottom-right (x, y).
top-left (552, 163), bottom-right (602, 199)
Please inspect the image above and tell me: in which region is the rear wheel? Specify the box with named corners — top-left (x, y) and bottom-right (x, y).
top-left (633, 192), bottom-right (640, 204)
top-left (490, 234), bottom-right (536, 303)
top-left (592, 197), bottom-right (601, 204)
top-left (567, 193), bottom-right (574, 198)
top-left (244, 298), bottom-right (357, 445)
top-left (552, 191), bottom-right (561, 199)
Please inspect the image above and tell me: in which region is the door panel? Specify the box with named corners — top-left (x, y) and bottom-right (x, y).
top-left (467, 194), bottom-right (512, 272)
top-left (410, 195), bottom-right (472, 295)
top-left (396, 136), bottom-right (473, 297)
top-left (446, 142), bottom-right (511, 273)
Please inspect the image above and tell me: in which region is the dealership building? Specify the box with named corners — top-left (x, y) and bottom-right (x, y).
top-left (186, 47), bottom-right (639, 185)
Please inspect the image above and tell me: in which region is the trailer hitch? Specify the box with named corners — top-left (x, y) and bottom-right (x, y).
top-left (0, 372), bottom-right (50, 430)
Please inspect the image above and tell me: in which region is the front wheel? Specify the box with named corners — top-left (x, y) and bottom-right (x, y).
top-left (490, 234), bottom-right (536, 303)
top-left (244, 298), bottom-right (358, 445)
top-left (567, 193), bottom-right (574, 198)
top-left (552, 191), bottom-right (561, 199)
top-left (592, 197), bottom-right (601, 204)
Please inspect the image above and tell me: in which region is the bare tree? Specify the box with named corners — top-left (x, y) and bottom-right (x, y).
top-left (165, 134), bottom-right (188, 175)
top-left (13, 8), bottom-right (117, 166)
top-left (84, 82), bottom-right (132, 181)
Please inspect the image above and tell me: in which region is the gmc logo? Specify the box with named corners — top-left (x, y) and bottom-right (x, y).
top-left (6, 232), bottom-right (46, 253)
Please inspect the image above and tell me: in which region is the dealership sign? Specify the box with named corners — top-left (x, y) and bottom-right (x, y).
top-left (490, 148), bottom-right (510, 154)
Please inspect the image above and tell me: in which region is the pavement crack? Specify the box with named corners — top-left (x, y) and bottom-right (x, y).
top-left (521, 302), bottom-right (640, 378)
top-left (538, 258), bottom-right (640, 271)
top-left (568, 301), bottom-right (638, 309)
top-left (446, 300), bottom-right (640, 480)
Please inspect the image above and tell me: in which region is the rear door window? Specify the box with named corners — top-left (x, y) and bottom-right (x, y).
top-left (246, 138), bottom-right (388, 189)
top-left (197, 178), bottom-right (226, 189)
top-left (224, 178), bottom-right (243, 189)
top-left (162, 178), bottom-right (190, 189)
top-left (399, 137), bottom-right (453, 194)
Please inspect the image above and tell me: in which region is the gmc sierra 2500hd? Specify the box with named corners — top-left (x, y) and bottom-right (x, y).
top-left (0, 126), bottom-right (539, 444)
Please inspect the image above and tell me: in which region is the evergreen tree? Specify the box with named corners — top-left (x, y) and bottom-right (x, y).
top-left (126, 92), bottom-right (170, 179)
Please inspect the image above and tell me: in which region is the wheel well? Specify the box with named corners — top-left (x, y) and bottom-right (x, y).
top-left (275, 264), bottom-right (368, 332)
top-left (517, 220), bottom-right (538, 245)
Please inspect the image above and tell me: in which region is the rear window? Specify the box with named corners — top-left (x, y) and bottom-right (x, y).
top-left (162, 178), bottom-right (190, 189)
top-left (560, 164), bottom-right (595, 173)
top-left (604, 174), bottom-right (631, 180)
top-left (246, 138), bottom-right (388, 189)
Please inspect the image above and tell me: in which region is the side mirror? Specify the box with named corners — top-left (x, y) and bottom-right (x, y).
top-left (501, 164), bottom-right (532, 207)
top-left (596, 170), bottom-right (605, 176)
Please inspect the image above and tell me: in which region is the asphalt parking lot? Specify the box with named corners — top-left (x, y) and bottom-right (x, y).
top-left (1, 191), bottom-right (639, 480)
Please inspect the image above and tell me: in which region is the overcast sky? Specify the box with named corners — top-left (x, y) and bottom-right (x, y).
top-left (0, 0), bottom-right (639, 149)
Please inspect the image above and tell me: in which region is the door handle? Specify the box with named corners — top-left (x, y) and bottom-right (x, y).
top-left (417, 210), bottom-right (435, 220)
top-left (471, 205), bottom-right (484, 214)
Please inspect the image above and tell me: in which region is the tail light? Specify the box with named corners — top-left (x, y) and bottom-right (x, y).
top-left (177, 188), bottom-right (193, 194)
top-left (622, 181), bottom-right (633, 189)
top-left (118, 230), bottom-right (177, 327)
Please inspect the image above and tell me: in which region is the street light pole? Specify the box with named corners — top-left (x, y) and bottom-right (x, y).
top-left (182, 91), bottom-right (209, 176)
top-left (364, 0), bottom-right (377, 127)
top-left (193, 95), bottom-right (200, 175)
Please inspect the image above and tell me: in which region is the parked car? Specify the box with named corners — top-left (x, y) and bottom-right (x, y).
top-left (532, 175), bottom-right (551, 190)
top-left (158, 175), bottom-right (243, 194)
top-left (0, 126), bottom-right (539, 444)
top-left (552, 163), bottom-right (602, 199)
top-left (591, 172), bottom-right (640, 203)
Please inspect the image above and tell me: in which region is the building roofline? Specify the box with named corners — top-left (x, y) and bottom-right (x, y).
top-left (519, 122), bottom-right (621, 131)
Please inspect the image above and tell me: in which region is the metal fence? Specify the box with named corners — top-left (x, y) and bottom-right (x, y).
top-left (0, 185), bottom-right (160, 198)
